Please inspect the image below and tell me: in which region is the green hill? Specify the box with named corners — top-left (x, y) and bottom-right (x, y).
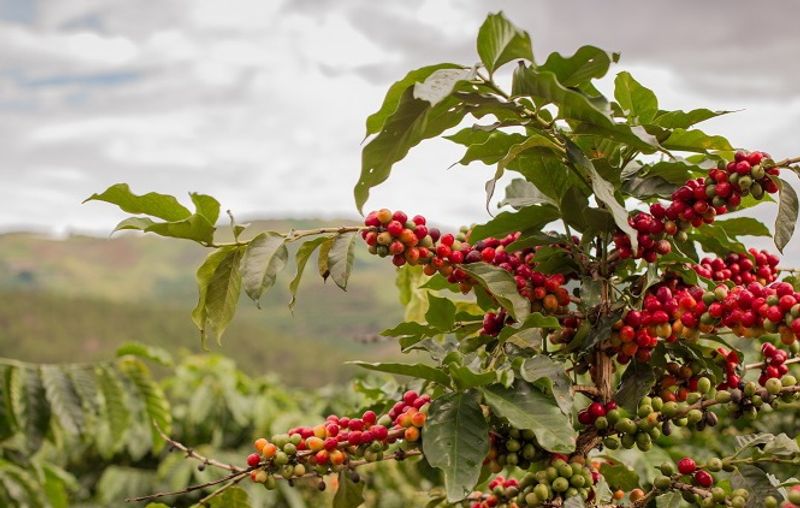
top-left (0, 220), bottom-right (407, 387)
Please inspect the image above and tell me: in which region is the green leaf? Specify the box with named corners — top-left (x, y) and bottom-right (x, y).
top-left (499, 178), bottom-right (556, 209)
top-left (12, 367), bottom-right (50, 453)
top-left (318, 236), bottom-right (333, 279)
top-left (453, 131), bottom-right (528, 166)
top-left (41, 365), bottom-right (85, 435)
top-left (476, 12), bottom-right (533, 75)
top-left (662, 128), bottom-right (733, 153)
top-left (189, 193), bottom-right (221, 225)
top-left (652, 108), bottom-right (731, 129)
top-left (95, 365), bottom-right (130, 458)
top-left (448, 364), bottom-right (497, 390)
top-left (614, 71), bottom-right (658, 124)
top-left (471, 204), bottom-right (559, 243)
top-left (118, 358), bottom-right (172, 454)
top-left (600, 463), bottom-right (640, 491)
top-left (511, 65), bottom-right (660, 152)
top-left (655, 492), bottom-right (683, 508)
top-left (459, 263), bottom-right (530, 322)
top-left (349, 361), bottom-right (451, 386)
top-left (115, 342), bottom-right (174, 367)
top-left (121, 214), bottom-right (216, 244)
top-left (208, 487), bottom-right (251, 508)
top-left (731, 465), bottom-right (781, 508)
top-left (241, 232), bottom-right (289, 302)
top-left (564, 139), bottom-right (639, 251)
top-left (426, 295), bottom-right (456, 331)
top-left (0, 365), bottom-right (16, 440)
top-left (327, 231), bottom-right (358, 290)
top-left (192, 246), bottom-right (244, 345)
top-left (775, 178), bottom-right (798, 253)
top-left (622, 174), bottom-right (678, 200)
top-left (485, 134), bottom-right (562, 207)
top-left (482, 381), bottom-right (576, 453)
top-left (396, 264), bottom-right (430, 323)
top-left (84, 183), bottom-right (191, 221)
top-left (538, 46), bottom-right (619, 88)
top-left (414, 67), bottom-right (475, 106)
top-left (520, 356), bottom-right (572, 416)
top-left (365, 63), bottom-right (462, 136)
top-left (422, 390), bottom-right (489, 502)
top-left (713, 217), bottom-right (771, 238)
top-left (288, 236), bottom-right (330, 310)
top-left (355, 88), bottom-right (466, 213)
top-left (332, 470), bottom-right (365, 508)
top-left (41, 464), bottom-right (72, 508)
top-left (614, 362), bottom-right (656, 413)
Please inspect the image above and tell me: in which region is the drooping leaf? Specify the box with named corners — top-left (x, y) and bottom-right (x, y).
top-left (349, 361), bottom-right (450, 387)
top-left (117, 358), bottom-right (172, 454)
top-left (84, 183), bottom-right (191, 221)
top-left (116, 214), bottom-right (216, 244)
top-left (95, 365), bottom-right (130, 458)
top-left (11, 366), bottom-right (50, 453)
top-left (459, 263), bottom-right (530, 322)
top-left (288, 236), bottom-right (331, 310)
top-left (775, 178), bottom-right (798, 252)
top-left (192, 246), bottom-right (245, 345)
top-left (422, 390), bottom-right (489, 502)
top-left (452, 131), bottom-right (528, 166)
top-left (470, 204), bottom-right (559, 243)
top-left (538, 46), bottom-right (619, 88)
top-left (485, 134), bottom-right (562, 207)
top-left (476, 12), bottom-right (533, 75)
top-left (614, 71), bottom-right (658, 124)
top-left (414, 67), bottom-right (475, 106)
top-left (365, 63), bottom-right (462, 137)
top-left (482, 381), bottom-right (576, 453)
top-left (241, 232), bottom-right (289, 302)
top-left (41, 365), bottom-right (85, 435)
top-left (396, 264), bottom-right (430, 323)
top-left (327, 231), bottom-right (358, 290)
top-left (356, 88), bottom-right (466, 213)
top-left (332, 470), bottom-right (365, 508)
top-left (564, 139), bottom-right (638, 251)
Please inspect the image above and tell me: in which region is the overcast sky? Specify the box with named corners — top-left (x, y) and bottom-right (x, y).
top-left (2, 0), bottom-right (800, 254)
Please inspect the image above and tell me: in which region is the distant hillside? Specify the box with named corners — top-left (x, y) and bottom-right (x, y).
top-left (0, 220), bottom-right (407, 387)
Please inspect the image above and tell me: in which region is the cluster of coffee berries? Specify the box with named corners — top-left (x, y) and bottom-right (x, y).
top-left (363, 209), bottom-right (435, 267)
top-left (715, 375), bottom-right (800, 421)
top-left (652, 458), bottom-right (738, 506)
top-left (703, 281), bottom-right (800, 344)
top-left (610, 282), bottom-right (707, 363)
top-left (246, 390), bottom-right (428, 489)
top-left (693, 249), bottom-right (780, 285)
top-left (769, 486), bottom-right (800, 508)
top-left (614, 150), bottom-right (779, 261)
top-left (711, 347), bottom-right (742, 390)
top-left (577, 400), bottom-right (617, 427)
top-left (485, 425), bottom-right (546, 472)
top-left (654, 362), bottom-right (712, 403)
top-left (601, 397), bottom-right (664, 452)
top-left (758, 342), bottom-right (791, 386)
top-left (363, 211), bottom-right (574, 339)
top-left (467, 475), bottom-right (520, 508)
top-left (518, 456), bottom-right (597, 506)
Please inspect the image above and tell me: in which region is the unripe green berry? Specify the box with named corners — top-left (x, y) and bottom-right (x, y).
top-left (552, 477), bottom-right (569, 493)
top-left (782, 374), bottom-right (797, 387)
top-left (715, 390), bottom-right (732, 403)
top-left (789, 490), bottom-right (800, 505)
top-left (766, 377), bottom-right (783, 395)
top-left (697, 377), bottom-right (711, 394)
top-left (534, 483), bottom-right (550, 500)
top-left (594, 416), bottom-right (608, 430)
top-left (603, 436), bottom-right (620, 450)
top-left (764, 495), bottom-right (778, 508)
top-left (654, 475), bottom-right (671, 489)
top-left (706, 457), bottom-right (722, 472)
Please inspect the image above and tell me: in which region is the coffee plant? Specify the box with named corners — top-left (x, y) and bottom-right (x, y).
top-left (83, 11), bottom-right (800, 508)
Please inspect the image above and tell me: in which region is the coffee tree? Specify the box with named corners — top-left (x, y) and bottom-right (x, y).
top-left (88, 12), bottom-right (800, 508)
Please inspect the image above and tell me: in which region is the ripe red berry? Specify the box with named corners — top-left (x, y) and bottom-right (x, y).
top-left (677, 457), bottom-right (696, 475)
top-left (694, 470), bottom-right (713, 488)
top-left (387, 220), bottom-right (403, 236)
top-left (246, 453), bottom-right (261, 467)
top-left (392, 210), bottom-right (408, 224)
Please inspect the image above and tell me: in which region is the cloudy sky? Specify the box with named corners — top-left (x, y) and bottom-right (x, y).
top-left (2, 0), bottom-right (800, 253)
